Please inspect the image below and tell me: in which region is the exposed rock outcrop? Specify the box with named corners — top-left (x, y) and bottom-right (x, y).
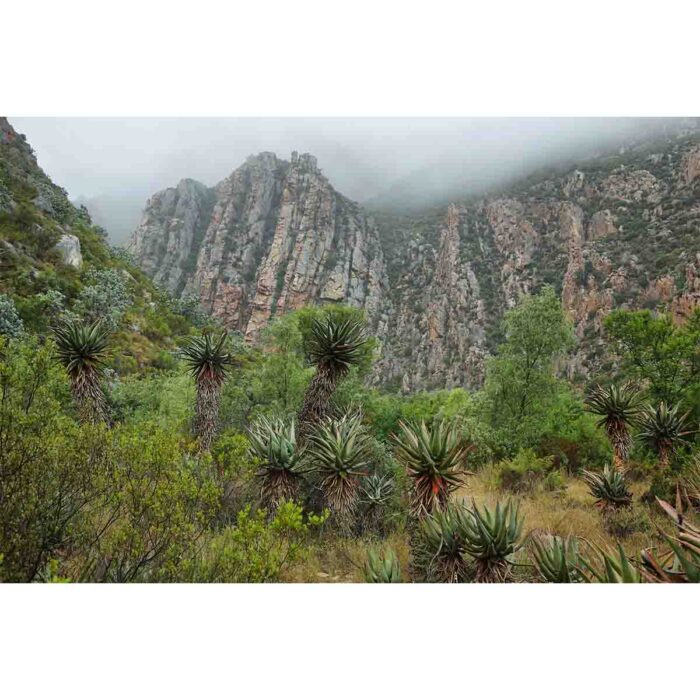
top-left (55, 233), bottom-right (82, 268)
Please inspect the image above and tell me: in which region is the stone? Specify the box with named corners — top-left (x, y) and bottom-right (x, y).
top-left (55, 234), bottom-right (83, 268)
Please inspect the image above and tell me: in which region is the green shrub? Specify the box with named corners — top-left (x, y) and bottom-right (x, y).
top-left (494, 449), bottom-right (554, 493)
top-left (0, 293), bottom-right (23, 338)
top-left (182, 502), bottom-right (327, 582)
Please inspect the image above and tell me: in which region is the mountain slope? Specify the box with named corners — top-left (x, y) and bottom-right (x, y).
top-left (0, 117), bottom-right (198, 372)
top-left (130, 128), bottom-right (700, 391)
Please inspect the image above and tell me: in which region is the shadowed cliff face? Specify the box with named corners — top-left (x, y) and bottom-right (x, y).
top-left (129, 131), bottom-right (700, 392)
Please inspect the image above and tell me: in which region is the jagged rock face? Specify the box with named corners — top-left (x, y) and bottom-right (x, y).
top-left (130, 152), bottom-right (389, 341)
top-left (131, 130), bottom-right (700, 392)
top-left (377, 131), bottom-right (700, 390)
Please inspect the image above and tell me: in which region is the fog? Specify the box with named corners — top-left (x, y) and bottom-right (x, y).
top-left (10, 117), bottom-right (685, 243)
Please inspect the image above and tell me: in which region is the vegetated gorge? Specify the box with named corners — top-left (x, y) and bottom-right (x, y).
top-left (1, 116), bottom-right (699, 583)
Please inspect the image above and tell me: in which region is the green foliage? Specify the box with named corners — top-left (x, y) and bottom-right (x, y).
top-left (73, 268), bottom-right (133, 331)
top-left (109, 370), bottom-right (193, 431)
top-left (183, 502), bottom-right (327, 583)
top-left (604, 308), bottom-right (700, 407)
top-left (494, 449), bottom-right (555, 493)
top-left (0, 292), bottom-right (24, 337)
top-left (0, 335), bottom-right (82, 581)
top-left (363, 547), bottom-right (402, 583)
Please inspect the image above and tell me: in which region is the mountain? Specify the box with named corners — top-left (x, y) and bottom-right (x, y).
top-left (129, 129), bottom-right (700, 391)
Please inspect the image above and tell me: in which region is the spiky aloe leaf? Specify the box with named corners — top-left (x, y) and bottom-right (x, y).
top-left (640, 499), bottom-right (700, 583)
top-left (531, 534), bottom-right (583, 583)
top-left (306, 318), bottom-right (368, 377)
top-left (581, 465), bottom-right (632, 510)
top-left (363, 547), bottom-right (401, 583)
top-left (579, 543), bottom-right (643, 583)
top-left (181, 332), bottom-right (231, 383)
top-left (360, 472), bottom-right (394, 506)
top-left (306, 413), bottom-right (370, 520)
top-left (586, 382), bottom-right (641, 466)
top-left (53, 319), bottom-right (109, 423)
top-left (391, 420), bottom-right (471, 517)
top-left (248, 416), bottom-right (306, 507)
top-left (461, 499), bottom-right (524, 582)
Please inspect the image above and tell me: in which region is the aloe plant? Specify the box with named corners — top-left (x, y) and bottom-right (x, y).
top-left (363, 547), bottom-right (401, 583)
top-left (531, 534), bottom-right (583, 583)
top-left (392, 420), bottom-right (471, 517)
top-left (461, 500), bottom-right (524, 583)
top-left (581, 465), bottom-right (632, 510)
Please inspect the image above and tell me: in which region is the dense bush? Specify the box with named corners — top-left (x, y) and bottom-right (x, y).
top-left (493, 449), bottom-right (555, 493)
top-left (0, 293), bottom-right (23, 337)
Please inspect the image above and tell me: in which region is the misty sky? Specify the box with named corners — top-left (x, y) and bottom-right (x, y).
top-left (10, 117), bottom-right (679, 243)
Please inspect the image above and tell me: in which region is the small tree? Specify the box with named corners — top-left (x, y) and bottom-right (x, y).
top-left (182, 332), bottom-right (232, 451)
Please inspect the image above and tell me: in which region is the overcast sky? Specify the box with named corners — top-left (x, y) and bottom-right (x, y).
top-left (10, 117), bottom-right (680, 243)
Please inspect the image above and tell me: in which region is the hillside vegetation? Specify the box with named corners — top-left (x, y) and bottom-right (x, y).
top-left (1, 119), bottom-right (699, 583)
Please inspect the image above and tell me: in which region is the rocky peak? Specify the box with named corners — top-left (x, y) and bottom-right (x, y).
top-left (129, 152), bottom-right (389, 340)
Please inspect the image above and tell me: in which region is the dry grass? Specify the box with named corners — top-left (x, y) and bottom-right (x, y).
top-left (283, 471), bottom-right (683, 582)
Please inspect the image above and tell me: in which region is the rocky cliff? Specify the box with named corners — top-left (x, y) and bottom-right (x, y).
top-left (130, 129), bottom-right (700, 391)
top-left (129, 152), bottom-right (389, 342)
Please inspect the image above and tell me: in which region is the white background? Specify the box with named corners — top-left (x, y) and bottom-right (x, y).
top-left (2, 1), bottom-right (699, 697)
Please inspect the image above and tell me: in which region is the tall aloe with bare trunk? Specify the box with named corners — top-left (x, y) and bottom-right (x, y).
top-left (585, 382), bottom-right (642, 470)
top-left (297, 318), bottom-right (368, 440)
top-left (53, 319), bottom-right (109, 423)
top-left (182, 332), bottom-right (231, 451)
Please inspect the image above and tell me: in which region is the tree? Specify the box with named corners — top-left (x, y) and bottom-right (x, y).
top-left (53, 319), bottom-right (109, 423)
top-left (603, 308), bottom-right (700, 407)
top-left (181, 332), bottom-right (232, 451)
top-left (482, 286), bottom-right (575, 453)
